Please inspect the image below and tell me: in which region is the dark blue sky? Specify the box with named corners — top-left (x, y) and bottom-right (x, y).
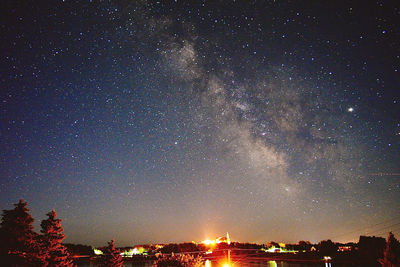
top-left (1, 0), bottom-right (399, 246)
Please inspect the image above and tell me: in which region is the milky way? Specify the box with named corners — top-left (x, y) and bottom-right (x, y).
top-left (1, 1), bottom-right (399, 246)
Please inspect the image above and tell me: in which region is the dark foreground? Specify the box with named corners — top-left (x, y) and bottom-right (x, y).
top-left (76, 260), bottom-right (368, 267)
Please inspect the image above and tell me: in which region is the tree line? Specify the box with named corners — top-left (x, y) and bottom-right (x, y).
top-left (0, 199), bottom-right (73, 266)
top-left (0, 200), bottom-right (124, 267)
top-left (1, 199), bottom-right (399, 267)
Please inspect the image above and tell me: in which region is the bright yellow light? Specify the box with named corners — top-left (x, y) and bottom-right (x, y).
top-left (202, 233), bottom-right (231, 247)
top-left (268, 261), bottom-right (277, 267)
top-left (265, 246), bottom-right (277, 253)
top-left (222, 264), bottom-right (231, 267)
top-left (202, 239), bottom-right (216, 246)
top-left (205, 260), bottom-right (211, 267)
top-left (120, 247), bottom-right (148, 257)
top-left (279, 243), bottom-right (285, 248)
top-left (93, 248), bottom-right (103, 255)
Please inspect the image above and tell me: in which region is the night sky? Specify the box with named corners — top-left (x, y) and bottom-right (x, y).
top-left (1, 1), bottom-right (399, 247)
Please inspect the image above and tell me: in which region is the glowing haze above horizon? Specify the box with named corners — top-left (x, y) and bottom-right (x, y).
top-left (1, 1), bottom-right (399, 247)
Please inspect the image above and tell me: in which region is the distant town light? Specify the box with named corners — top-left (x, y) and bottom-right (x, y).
top-left (93, 248), bottom-right (103, 255)
top-left (202, 239), bottom-right (216, 246)
top-left (202, 232), bottom-right (231, 246)
top-left (120, 247), bottom-right (148, 257)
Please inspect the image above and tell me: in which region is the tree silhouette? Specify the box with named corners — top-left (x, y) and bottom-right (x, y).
top-left (100, 240), bottom-right (123, 267)
top-left (40, 210), bottom-right (74, 267)
top-left (0, 199), bottom-right (46, 266)
top-left (318, 239), bottom-right (337, 255)
top-left (358, 235), bottom-right (386, 263)
top-left (379, 232), bottom-right (400, 267)
top-left (298, 240), bottom-right (312, 251)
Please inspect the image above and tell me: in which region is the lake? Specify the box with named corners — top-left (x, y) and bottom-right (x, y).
top-left (77, 260), bottom-right (364, 267)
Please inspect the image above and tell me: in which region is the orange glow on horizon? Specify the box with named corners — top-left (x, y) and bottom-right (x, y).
top-left (202, 232), bottom-right (231, 246)
top-left (202, 239), bottom-right (217, 246)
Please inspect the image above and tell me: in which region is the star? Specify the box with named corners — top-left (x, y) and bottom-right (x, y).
top-left (1, 0), bottom-right (399, 247)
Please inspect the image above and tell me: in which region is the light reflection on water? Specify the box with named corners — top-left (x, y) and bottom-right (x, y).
top-left (77, 261), bottom-right (350, 267)
top-left (202, 260), bottom-right (341, 267)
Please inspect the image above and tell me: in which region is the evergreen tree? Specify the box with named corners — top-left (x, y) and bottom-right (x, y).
top-left (380, 232), bottom-right (400, 267)
top-left (0, 199), bottom-right (46, 266)
top-left (40, 210), bottom-right (74, 267)
top-left (100, 240), bottom-right (123, 267)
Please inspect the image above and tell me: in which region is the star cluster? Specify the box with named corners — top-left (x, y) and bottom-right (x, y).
top-left (1, 1), bottom-right (399, 246)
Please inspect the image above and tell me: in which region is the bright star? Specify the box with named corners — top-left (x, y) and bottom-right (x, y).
top-left (347, 107), bottom-right (354, 112)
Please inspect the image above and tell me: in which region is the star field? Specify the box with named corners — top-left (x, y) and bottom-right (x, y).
top-left (1, 1), bottom-right (399, 246)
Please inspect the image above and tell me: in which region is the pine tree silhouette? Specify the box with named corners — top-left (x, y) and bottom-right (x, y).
top-left (0, 199), bottom-right (46, 266)
top-left (40, 210), bottom-right (74, 267)
top-left (101, 240), bottom-right (123, 267)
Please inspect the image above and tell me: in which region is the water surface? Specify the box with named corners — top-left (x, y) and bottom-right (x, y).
top-left (77, 261), bottom-right (362, 267)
